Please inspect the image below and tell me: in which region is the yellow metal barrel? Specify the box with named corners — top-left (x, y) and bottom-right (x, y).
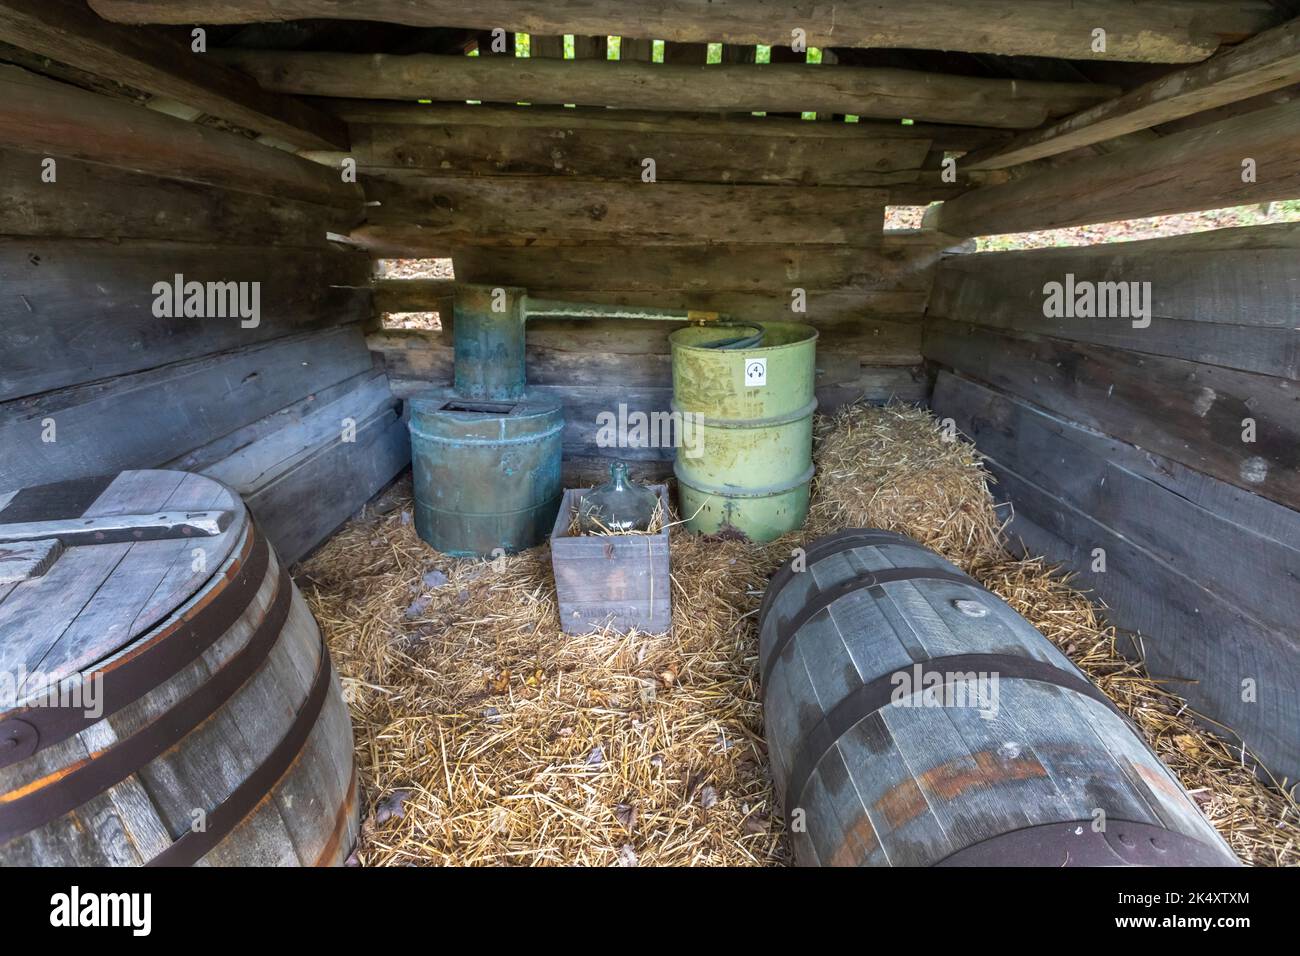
top-left (669, 321), bottom-right (817, 541)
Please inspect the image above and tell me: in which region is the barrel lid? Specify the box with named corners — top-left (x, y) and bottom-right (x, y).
top-left (408, 388), bottom-right (564, 441)
top-left (670, 321), bottom-right (817, 352)
top-left (0, 470), bottom-right (247, 709)
top-left (409, 387), bottom-right (561, 414)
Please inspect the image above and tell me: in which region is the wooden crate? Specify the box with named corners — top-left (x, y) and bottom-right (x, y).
top-left (550, 485), bottom-right (671, 635)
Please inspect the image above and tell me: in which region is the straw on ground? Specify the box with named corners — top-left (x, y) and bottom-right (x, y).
top-left (299, 403), bottom-right (1297, 867)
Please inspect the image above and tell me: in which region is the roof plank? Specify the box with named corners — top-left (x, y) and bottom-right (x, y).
top-left (87, 0), bottom-right (1278, 63)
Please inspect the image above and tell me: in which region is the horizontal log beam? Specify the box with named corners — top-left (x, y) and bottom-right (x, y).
top-left (372, 282), bottom-right (930, 328)
top-left (966, 18), bottom-right (1300, 170)
top-left (217, 50), bottom-right (1116, 129)
top-left (319, 104), bottom-right (955, 187)
top-left (323, 101), bottom-right (1013, 154)
top-left (372, 308), bottom-right (922, 362)
top-left (360, 177), bottom-right (886, 246)
top-left (0, 0), bottom-right (348, 151)
top-left (370, 238), bottom-right (952, 293)
top-left (925, 100), bottom-right (1300, 236)
top-left (0, 147), bottom-right (357, 245)
top-left (370, 328), bottom-right (921, 391)
top-left (373, 278), bottom-right (454, 316)
top-left (88, 0), bottom-right (1279, 63)
top-left (0, 64), bottom-right (360, 208)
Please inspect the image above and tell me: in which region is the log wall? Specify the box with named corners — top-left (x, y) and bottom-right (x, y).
top-left (353, 92), bottom-right (957, 468)
top-left (924, 224), bottom-right (1300, 781)
top-left (0, 68), bottom-right (407, 563)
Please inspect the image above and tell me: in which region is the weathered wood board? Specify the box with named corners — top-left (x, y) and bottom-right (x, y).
top-left (964, 18), bottom-right (1300, 170)
top-left (934, 372), bottom-right (1300, 636)
top-left (338, 108), bottom-right (934, 187)
top-left (0, 327), bottom-right (375, 491)
top-left (436, 239), bottom-right (950, 293)
top-left (235, 402), bottom-right (410, 564)
top-left (165, 369), bottom-right (387, 474)
top-left (923, 320), bottom-right (1300, 509)
top-left (0, 470), bottom-right (245, 693)
top-left (928, 224), bottom-right (1300, 377)
top-left (328, 100), bottom-right (1008, 152)
top-left (550, 485), bottom-right (671, 635)
top-left (0, 240), bottom-right (372, 400)
top-left (0, 0), bottom-right (348, 151)
top-left (373, 282), bottom-right (931, 327)
top-left (202, 373), bottom-right (398, 494)
top-left (372, 312), bottom-right (927, 393)
top-left (988, 464), bottom-right (1300, 783)
top-left (0, 538), bottom-right (62, 585)
top-left (370, 314), bottom-right (922, 385)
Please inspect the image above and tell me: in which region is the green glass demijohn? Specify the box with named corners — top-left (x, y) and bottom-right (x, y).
top-left (578, 461), bottom-right (658, 533)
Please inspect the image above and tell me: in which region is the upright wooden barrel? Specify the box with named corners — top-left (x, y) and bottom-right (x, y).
top-left (758, 529), bottom-right (1238, 867)
top-left (0, 470), bottom-right (358, 866)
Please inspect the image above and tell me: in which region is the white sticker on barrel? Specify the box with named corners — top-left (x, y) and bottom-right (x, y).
top-left (745, 358), bottom-right (767, 387)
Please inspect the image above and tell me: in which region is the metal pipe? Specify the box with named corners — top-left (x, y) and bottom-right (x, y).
top-left (523, 297), bottom-right (723, 324)
top-left (451, 284), bottom-right (730, 402)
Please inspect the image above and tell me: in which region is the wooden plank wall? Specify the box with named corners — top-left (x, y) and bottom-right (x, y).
top-left (0, 71), bottom-right (408, 562)
top-left (924, 223), bottom-right (1300, 781)
top-left (350, 34), bottom-right (979, 462)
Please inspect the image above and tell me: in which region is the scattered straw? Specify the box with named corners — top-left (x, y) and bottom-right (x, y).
top-left (299, 402), bottom-right (1297, 867)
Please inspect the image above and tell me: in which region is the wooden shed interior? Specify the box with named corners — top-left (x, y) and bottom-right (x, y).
top-left (1, 2), bottom-right (1297, 811)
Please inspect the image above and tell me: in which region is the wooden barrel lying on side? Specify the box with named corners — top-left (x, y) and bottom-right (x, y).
top-left (0, 470), bottom-right (358, 866)
top-left (758, 529), bottom-right (1237, 867)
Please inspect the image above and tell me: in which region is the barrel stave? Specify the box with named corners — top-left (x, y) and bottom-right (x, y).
top-left (761, 541), bottom-right (959, 659)
top-left (802, 753), bottom-right (891, 866)
top-left (1007, 683), bottom-right (1167, 825)
top-left (121, 544), bottom-right (291, 840)
top-left (0, 793), bottom-right (145, 866)
top-left (1069, 691), bottom-right (1216, 840)
top-left (259, 668), bottom-right (357, 863)
top-left (168, 596), bottom-right (322, 865)
top-left (832, 711), bottom-right (956, 866)
top-left (889, 705), bottom-right (1055, 851)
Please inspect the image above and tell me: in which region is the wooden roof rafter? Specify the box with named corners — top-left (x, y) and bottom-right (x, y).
top-left (214, 49), bottom-right (1118, 129)
top-left (964, 17), bottom-right (1300, 169)
top-left (0, 0), bottom-right (349, 150)
top-left (85, 0), bottom-right (1283, 63)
